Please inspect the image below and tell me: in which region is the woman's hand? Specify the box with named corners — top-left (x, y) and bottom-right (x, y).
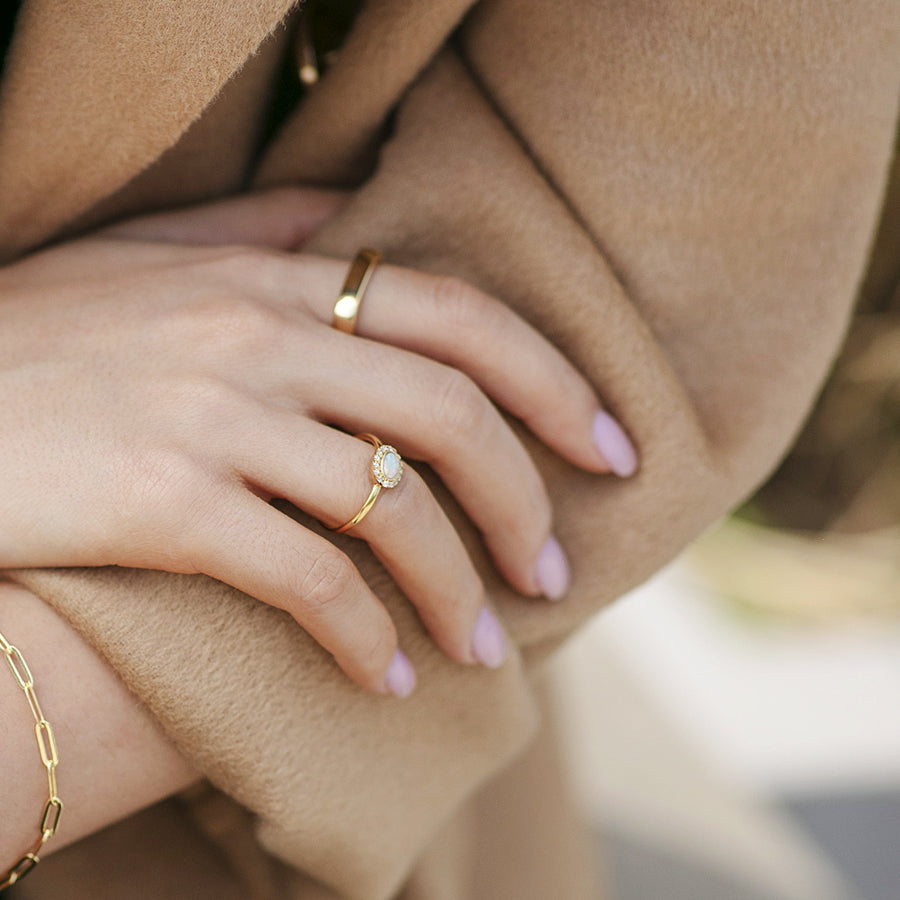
top-left (0, 188), bottom-right (637, 696)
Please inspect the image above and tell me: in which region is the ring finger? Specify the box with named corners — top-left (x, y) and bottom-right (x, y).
top-left (290, 327), bottom-right (553, 598)
top-left (234, 415), bottom-right (504, 671)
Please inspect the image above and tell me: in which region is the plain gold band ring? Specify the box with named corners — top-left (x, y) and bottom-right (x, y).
top-left (332, 249), bottom-right (382, 334)
top-left (333, 433), bottom-right (404, 534)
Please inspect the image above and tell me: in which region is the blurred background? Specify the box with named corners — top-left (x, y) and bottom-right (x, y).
top-left (551, 135), bottom-right (900, 900)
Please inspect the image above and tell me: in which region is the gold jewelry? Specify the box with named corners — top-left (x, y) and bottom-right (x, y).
top-left (332, 249), bottom-right (382, 335)
top-left (0, 628), bottom-right (62, 890)
top-left (295, 2), bottom-right (320, 85)
top-left (333, 433), bottom-right (404, 534)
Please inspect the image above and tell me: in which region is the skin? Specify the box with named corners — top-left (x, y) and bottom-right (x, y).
top-left (0, 187), bottom-right (636, 867)
top-left (0, 579), bottom-right (198, 867)
top-left (0, 187), bottom-right (629, 694)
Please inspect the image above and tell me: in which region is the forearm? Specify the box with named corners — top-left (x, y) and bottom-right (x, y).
top-left (0, 580), bottom-right (197, 868)
top-left (5, 3), bottom-right (898, 896)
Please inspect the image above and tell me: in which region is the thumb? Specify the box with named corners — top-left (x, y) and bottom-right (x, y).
top-left (101, 186), bottom-right (350, 249)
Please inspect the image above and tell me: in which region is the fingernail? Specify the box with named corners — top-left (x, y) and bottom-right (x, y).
top-left (535, 535), bottom-right (570, 600)
top-left (592, 409), bottom-right (638, 477)
top-left (471, 607), bottom-right (507, 669)
top-left (383, 649), bottom-right (417, 698)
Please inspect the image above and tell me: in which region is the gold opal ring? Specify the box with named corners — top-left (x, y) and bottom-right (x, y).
top-left (332, 249), bottom-right (382, 334)
top-left (333, 433), bottom-right (403, 534)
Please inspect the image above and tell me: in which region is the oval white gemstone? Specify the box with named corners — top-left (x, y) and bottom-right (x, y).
top-left (381, 451), bottom-right (400, 480)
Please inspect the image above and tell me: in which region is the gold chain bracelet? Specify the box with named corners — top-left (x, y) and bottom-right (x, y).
top-left (0, 628), bottom-right (62, 891)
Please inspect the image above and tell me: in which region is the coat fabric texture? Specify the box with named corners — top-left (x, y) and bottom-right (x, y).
top-left (1, 1), bottom-right (899, 898)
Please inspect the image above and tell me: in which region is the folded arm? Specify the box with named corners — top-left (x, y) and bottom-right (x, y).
top-left (9, 2), bottom-right (900, 898)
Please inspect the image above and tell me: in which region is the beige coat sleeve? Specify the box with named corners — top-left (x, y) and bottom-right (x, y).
top-left (11, 2), bottom-right (900, 899)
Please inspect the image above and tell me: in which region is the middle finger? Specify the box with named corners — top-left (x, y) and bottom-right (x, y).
top-left (288, 326), bottom-right (554, 598)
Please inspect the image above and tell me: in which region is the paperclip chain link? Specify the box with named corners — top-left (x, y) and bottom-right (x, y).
top-left (0, 627), bottom-right (62, 891)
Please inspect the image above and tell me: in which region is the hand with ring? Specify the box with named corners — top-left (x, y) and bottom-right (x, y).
top-left (0, 187), bottom-right (638, 697)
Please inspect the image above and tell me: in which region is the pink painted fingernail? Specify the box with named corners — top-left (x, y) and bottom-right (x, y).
top-left (384, 649), bottom-right (417, 698)
top-left (471, 607), bottom-right (507, 669)
top-left (592, 410), bottom-right (638, 477)
top-left (535, 535), bottom-right (570, 600)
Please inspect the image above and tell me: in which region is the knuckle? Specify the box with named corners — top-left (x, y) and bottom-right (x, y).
top-left (297, 551), bottom-right (356, 616)
top-left (171, 293), bottom-right (285, 360)
top-left (432, 368), bottom-right (489, 439)
top-left (124, 447), bottom-right (197, 505)
top-left (147, 372), bottom-right (242, 431)
top-left (205, 293), bottom-right (276, 337)
top-left (180, 371), bottom-right (235, 410)
top-left (113, 445), bottom-right (209, 549)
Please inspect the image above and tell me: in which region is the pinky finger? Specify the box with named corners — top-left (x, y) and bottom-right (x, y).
top-left (185, 489), bottom-right (415, 698)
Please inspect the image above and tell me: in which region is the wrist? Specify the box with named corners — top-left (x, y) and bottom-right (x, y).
top-left (0, 580), bottom-right (199, 871)
top-left (0, 592), bottom-right (61, 885)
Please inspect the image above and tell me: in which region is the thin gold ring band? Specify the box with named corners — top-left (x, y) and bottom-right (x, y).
top-left (332, 249), bottom-right (382, 334)
top-left (333, 433), bottom-right (404, 534)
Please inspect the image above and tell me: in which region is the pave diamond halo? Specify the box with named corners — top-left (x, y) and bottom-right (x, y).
top-left (332, 433), bottom-right (404, 534)
top-left (372, 444), bottom-right (403, 488)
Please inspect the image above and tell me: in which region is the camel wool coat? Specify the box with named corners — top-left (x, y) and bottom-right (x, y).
top-left (2, 1), bottom-right (899, 898)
